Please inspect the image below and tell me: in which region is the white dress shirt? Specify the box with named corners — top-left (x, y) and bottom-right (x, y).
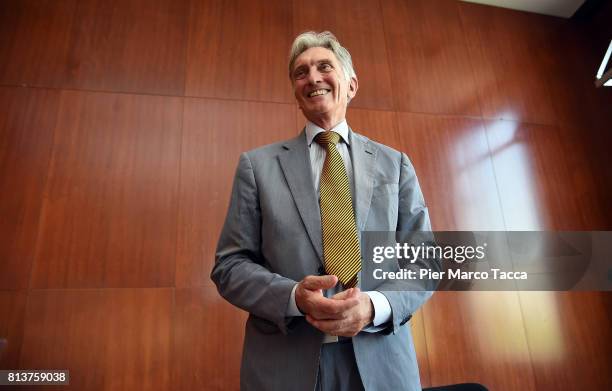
top-left (286, 120), bottom-right (392, 335)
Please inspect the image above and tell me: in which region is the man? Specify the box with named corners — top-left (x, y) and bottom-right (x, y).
top-left (212, 31), bottom-right (433, 391)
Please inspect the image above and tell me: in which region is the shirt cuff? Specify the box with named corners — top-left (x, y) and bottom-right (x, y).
top-left (286, 283), bottom-right (304, 317)
top-left (365, 291), bottom-right (392, 327)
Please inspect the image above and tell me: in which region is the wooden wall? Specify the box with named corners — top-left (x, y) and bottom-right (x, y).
top-left (1, 0), bottom-right (611, 390)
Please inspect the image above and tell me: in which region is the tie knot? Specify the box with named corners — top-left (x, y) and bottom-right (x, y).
top-left (315, 131), bottom-right (341, 146)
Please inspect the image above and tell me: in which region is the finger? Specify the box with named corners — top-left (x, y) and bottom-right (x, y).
top-left (311, 296), bottom-right (360, 318)
top-left (307, 316), bottom-right (358, 337)
top-left (314, 314), bottom-right (364, 337)
top-left (331, 287), bottom-right (360, 300)
top-left (296, 283), bottom-right (323, 298)
top-left (330, 288), bottom-right (352, 300)
top-left (306, 296), bottom-right (346, 320)
top-left (306, 315), bottom-right (343, 334)
top-left (301, 275), bottom-right (338, 290)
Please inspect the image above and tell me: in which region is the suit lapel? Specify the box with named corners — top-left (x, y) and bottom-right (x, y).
top-left (278, 131), bottom-right (324, 263)
top-left (350, 129), bottom-right (377, 232)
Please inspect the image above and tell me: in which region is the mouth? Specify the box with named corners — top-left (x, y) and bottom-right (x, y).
top-left (307, 89), bottom-right (330, 98)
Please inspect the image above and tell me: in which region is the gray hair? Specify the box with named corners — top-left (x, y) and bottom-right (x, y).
top-left (288, 31), bottom-right (356, 82)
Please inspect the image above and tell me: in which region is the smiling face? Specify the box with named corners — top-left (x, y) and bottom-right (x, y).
top-left (291, 47), bottom-right (358, 130)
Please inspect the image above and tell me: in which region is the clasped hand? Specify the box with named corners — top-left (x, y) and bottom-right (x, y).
top-left (295, 275), bottom-right (373, 337)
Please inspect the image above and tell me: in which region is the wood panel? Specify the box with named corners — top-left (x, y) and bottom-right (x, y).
top-left (173, 286), bottom-right (247, 391)
top-left (459, 2), bottom-right (557, 125)
top-left (64, 0), bottom-right (189, 95)
top-left (519, 291), bottom-right (612, 390)
top-left (19, 288), bottom-right (173, 391)
top-left (423, 292), bottom-right (537, 390)
top-left (544, 22), bottom-right (598, 129)
top-left (30, 91), bottom-right (182, 288)
top-left (544, 22), bottom-right (612, 227)
top-left (397, 112), bottom-right (505, 231)
top-left (185, 0), bottom-right (293, 103)
top-left (0, 290), bottom-right (27, 369)
top-left (485, 120), bottom-right (605, 230)
top-left (346, 108), bottom-right (401, 150)
top-left (176, 98), bottom-right (296, 287)
top-left (293, 0), bottom-right (394, 110)
top-left (0, 87), bottom-right (60, 289)
top-left (552, 124), bottom-right (609, 229)
top-left (0, 0), bottom-right (188, 95)
top-left (0, 0), bottom-right (77, 88)
top-left (381, 0), bottom-right (481, 116)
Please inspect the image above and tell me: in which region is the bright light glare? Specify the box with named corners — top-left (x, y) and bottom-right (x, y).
top-left (595, 40), bottom-right (612, 79)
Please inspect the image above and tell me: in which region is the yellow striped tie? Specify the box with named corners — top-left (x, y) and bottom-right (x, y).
top-left (315, 131), bottom-right (361, 288)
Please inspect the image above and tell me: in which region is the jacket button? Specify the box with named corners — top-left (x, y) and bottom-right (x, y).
top-left (318, 266), bottom-right (325, 275)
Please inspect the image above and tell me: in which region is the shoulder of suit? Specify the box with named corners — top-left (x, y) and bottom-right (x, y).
top-left (242, 134), bottom-right (301, 160)
top-left (246, 140), bottom-right (289, 154)
top-left (350, 129), bottom-right (404, 161)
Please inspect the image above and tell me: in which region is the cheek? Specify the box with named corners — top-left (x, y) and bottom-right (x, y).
top-left (293, 81), bottom-right (304, 94)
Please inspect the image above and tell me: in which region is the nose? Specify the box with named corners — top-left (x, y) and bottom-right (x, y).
top-left (305, 67), bottom-right (322, 85)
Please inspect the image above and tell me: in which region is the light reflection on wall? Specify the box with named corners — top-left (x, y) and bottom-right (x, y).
top-left (465, 292), bottom-right (532, 361)
top-left (464, 291), bottom-right (566, 362)
top-left (485, 119), bottom-right (543, 230)
top-left (517, 291), bottom-right (567, 363)
top-left (462, 117), bottom-right (566, 363)
top-left (450, 121), bottom-right (502, 230)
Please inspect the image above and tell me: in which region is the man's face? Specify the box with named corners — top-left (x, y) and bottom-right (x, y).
top-left (291, 47), bottom-right (357, 125)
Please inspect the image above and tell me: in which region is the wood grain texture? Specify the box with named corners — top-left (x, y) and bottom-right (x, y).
top-left (423, 292), bottom-right (537, 390)
top-left (397, 112), bottom-right (505, 230)
top-left (293, 0), bottom-right (394, 110)
top-left (544, 22), bottom-right (612, 227)
top-left (19, 288), bottom-right (173, 391)
top-left (545, 22), bottom-right (599, 129)
top-left (65, 0), bottom-right (189, 95)
top-left (176, 98), bottom-right (296, 287)
top-left (0, 290), bottom-right (27, 369)
top-left (458, 2), bottom-right (557, 125)
top-left (552, 125), bottom-right (610, 230)
top-left (185, 0), bottom-right (293, 103)
top-left (0, 0), bottom-right (77, 88)
top-left (519, 291), bottom-right (612, 390)
top-left (381, 0), bottom-right (481, 116)
top-left (0, 0), bottom-right (189, 95)
top-left (173, 287), bottom-right (247, 391)
top-left (0, 87), bottom-right (60, 289)
top-left (485, 120), bottom-right (606, 230)
top-left (346, 108), bottom-right (401, 151)
top-left (31, 91), bottom-right (182, 288)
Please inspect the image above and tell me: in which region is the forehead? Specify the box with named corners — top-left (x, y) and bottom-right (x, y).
top-left (293, 46), bottom-right (339, 68)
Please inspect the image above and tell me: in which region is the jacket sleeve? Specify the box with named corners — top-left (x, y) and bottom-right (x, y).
top-left (378, 152), bottom-right (438, 334)
top-left (211, 153), bottom-right (296, 334)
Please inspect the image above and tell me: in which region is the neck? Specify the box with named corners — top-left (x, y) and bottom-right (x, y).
top-left (306, 113), bottom-right (345, 131)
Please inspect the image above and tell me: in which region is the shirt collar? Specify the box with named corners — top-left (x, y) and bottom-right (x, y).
top-left (305, 119), bottom-right (350, 147)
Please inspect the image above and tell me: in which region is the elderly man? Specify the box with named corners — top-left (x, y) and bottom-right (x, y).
top-left (212, 31), bottom-right (433, 391)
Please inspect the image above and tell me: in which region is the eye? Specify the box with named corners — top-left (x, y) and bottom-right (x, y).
top-left (293, 68), bottom-right (306, 80)
top-left (319, 63), bottom-right (332, 72)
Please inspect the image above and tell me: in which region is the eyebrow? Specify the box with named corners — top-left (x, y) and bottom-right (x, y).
top-left (293, 59), bottom-right (334, 72)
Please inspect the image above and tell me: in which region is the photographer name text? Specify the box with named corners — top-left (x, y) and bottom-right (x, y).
top-left (372, 268), bottom-right (527, 280)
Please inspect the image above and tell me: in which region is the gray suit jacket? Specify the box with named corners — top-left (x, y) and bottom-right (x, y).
top-left (212, 128), bottom-right (433, 391)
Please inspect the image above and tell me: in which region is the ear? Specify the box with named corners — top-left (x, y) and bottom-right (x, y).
top-left (347, 76), bottom-right (358, 99)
